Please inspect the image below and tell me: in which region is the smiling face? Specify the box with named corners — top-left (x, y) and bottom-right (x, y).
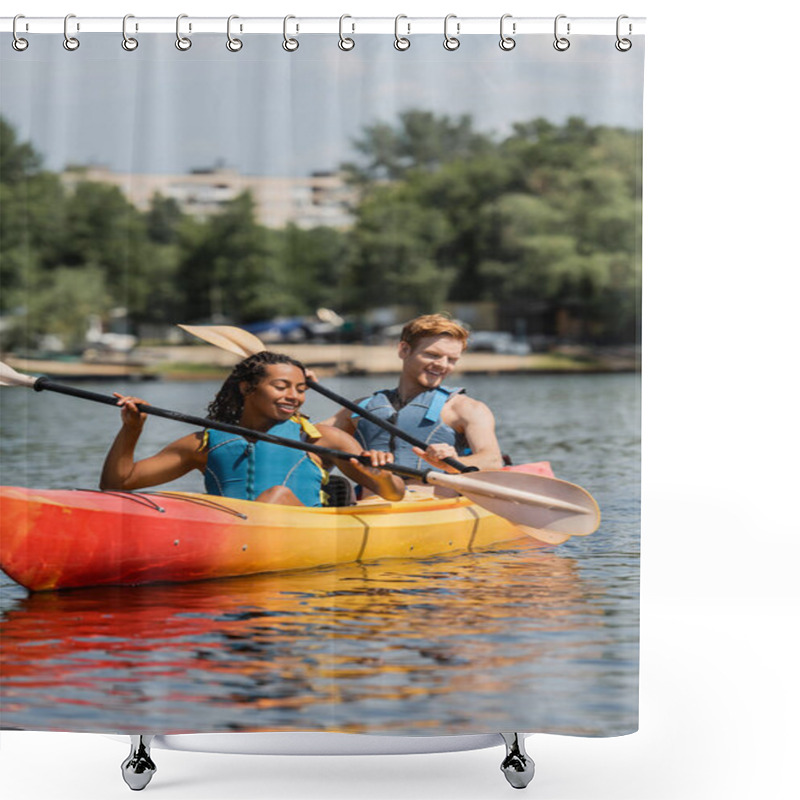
top-left (240, 363), bottom-right (307, 426)
top-left (398, 334), bottom-right (464, 397)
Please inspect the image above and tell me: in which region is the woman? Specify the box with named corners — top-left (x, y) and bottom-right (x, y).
top-left (100, 351), bottom-right (405, 505)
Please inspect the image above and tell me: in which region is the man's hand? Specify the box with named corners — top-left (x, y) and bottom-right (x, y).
top-left (412, 444), bottom-right (462, 473)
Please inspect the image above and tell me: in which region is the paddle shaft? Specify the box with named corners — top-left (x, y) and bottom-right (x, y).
top-left (307, 379), bottom-right (477, 473)
top-left (31, 377), bottom-right (432, 481)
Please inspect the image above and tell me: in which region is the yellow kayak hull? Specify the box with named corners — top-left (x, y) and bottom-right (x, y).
top-left (0, 487), bottom-right (539, 591)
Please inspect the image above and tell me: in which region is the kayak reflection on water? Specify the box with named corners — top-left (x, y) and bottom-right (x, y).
top-left (0, 545), bottom-right (629, 735)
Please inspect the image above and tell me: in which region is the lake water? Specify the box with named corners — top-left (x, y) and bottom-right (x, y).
top-left (0, 373), bottom-right (639, 736)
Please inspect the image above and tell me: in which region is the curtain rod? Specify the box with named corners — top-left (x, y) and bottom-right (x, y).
top-left (1, 16), bottom-right (645, 37)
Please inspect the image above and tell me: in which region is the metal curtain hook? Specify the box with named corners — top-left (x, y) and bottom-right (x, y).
top-left (338, 14), bottom-right (355, 51)
top-left (394, 14), bottom-right (410, 51)
top-left (499, 14), bottom-right (516, 51)
top-left (283, 15), bottom-right (299, 52)
top-left (553, 14), bottom-right (570, 52)
top-left (12, 14), bottom-right (29, 51)
top-left (444, 13), bottom-right (460, 51)
top-left (227, 15), bottom-right (243, 51)
top-left (615, 15), bottom-right (632, 51)
top-left (176, 14), bottom-right (192, 50)
top-left (122, 14), bottom-right (138, 51)
top-left (63, 13), bottom-right (80, 51)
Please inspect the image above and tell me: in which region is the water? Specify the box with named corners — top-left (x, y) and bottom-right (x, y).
top-left (0, 373), bottom-right (639, 736)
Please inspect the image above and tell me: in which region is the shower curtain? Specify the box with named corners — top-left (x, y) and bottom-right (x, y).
top-left (0, 16), bottom-right (643, 744)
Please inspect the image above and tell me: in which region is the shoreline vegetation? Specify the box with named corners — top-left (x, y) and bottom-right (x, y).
top-left (4, 344), bottom-right (639, 382)
top-left (2, 115), bottom-right (641, 363)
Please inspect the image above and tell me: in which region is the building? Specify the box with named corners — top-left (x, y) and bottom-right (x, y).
top-left (60, 165), bottom-right (355, 230)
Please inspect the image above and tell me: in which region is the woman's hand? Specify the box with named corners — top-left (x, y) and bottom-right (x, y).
top-left (315, 424), bottom-right (405, 502)
top-left (113, 393), bottom-right (147, 431)
top-left (350, 449), bottom-right (395, 473)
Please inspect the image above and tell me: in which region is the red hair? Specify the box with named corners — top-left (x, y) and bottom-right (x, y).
top-left (400, 314), bottom-right (469, 351)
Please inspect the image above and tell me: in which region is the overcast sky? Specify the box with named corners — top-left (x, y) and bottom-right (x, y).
top-left (1, 33), bottom-right (644, 177)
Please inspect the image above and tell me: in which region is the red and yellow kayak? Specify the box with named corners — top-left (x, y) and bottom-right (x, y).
top-left (0, 482), bottom-right (548, 592)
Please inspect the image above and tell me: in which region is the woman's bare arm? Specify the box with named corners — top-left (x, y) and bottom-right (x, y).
top-left (100, 394), bottom-right (206, 490)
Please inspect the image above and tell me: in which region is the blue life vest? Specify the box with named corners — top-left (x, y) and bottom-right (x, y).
top-left (203, 418), bottom-right (327, 506)
top-left (353, 386), bottom-right (467, 471)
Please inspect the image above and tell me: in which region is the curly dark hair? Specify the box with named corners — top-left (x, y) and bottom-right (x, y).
top-left (206, 351), bottom-right (307, 424)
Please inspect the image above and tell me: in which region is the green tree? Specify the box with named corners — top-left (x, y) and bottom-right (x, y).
top-left (345, 185), bottom-right (455, 311)
top-left (0, 120), bottom-right (66, 315)
top-left (177, 192), bottom-right (294, 323)
top-left (5, 264), bottom-right (112, 351)
top-left (0, 172), bottom-right (67, 312)
top-left (344, 110), bottom-right (493, 183)
top-left (54, 181), bottom-right (164, 322)
top-left (146, 193), bottom-right (184, 245)
top-left (1, 119), bottom-right (182, 337)
top-left (342, 113), bottom-right (642, 343)
top-left (0, 117), bottom-right (41, 184)
top-left (280, 224), bottom-right (352, 314)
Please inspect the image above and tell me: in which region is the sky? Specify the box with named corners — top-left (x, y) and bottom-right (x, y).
top-left (1, 32), bottom-right (644, 177)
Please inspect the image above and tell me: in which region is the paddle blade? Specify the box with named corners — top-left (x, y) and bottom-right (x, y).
top-left (515, 525), bottom-right (571, 546)
top-left (427, 469), bottom-right (600, 537)
top-left (178, 324), bottom-right (265, 358)
top-left (0, 360), bottom-right (37, 388)
top-left (459, 494), bottom-right (572, 545)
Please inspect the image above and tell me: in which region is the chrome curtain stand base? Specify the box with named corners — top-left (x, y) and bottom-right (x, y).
top-left (119, 732), bottom-right (534, 790)
top-left (121, 735), bottom-right (157, 791)
top-left (500, 732), bottom-right (535, 789)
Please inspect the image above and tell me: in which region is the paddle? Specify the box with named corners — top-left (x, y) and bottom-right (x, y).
top-left (178, 324), bottom-right (477, 473)
top-left (0, 360), bottom-right (600, 543)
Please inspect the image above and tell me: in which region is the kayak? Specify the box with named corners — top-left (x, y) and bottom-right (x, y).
top-left (0, 477), bottom-right (554, 592)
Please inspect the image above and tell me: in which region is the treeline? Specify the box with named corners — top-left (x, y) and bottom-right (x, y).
top-left (0, 112), bottom-right (641, 350)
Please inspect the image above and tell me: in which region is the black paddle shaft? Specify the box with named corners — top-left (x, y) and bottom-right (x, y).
top-left (32, 377), bottom-right (430, 482)
top-left (306, 379), bottom-right (478, 473)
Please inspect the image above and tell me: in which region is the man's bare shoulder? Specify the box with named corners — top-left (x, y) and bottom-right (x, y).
top-left (446, 392), bottom-right (495, 423)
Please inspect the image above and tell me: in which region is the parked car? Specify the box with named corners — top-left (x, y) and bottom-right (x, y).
top-left (469, 331), bottom-right (531, 355)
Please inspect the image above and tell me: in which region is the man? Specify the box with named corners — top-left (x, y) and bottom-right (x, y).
top-left (322, 315), bottom-right (503, 473)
